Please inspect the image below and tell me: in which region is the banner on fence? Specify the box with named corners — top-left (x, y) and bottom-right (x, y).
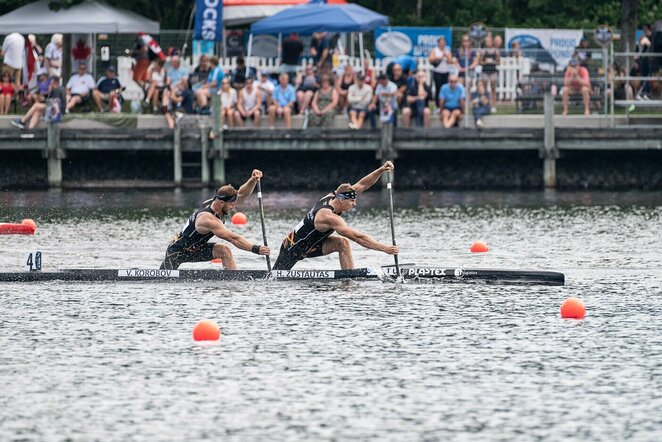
top-left (374, 27), bottom-right (452, 59)
top-left (194, 0), bottom-right (223, 41)
top-left (505, 28), bottom-right (583, 69)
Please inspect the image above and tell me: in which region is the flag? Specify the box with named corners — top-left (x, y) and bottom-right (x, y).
top-left (194, 0), bottom-right (223, 41)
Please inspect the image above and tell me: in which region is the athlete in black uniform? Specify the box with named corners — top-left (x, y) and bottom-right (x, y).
top-left (273, 161), bottom-right (399, 270)
top-left (160, 169), bottom-right (270, 270)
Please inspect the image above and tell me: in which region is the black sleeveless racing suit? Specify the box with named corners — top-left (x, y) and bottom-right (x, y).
top-left (273, 193), bottom-right (340, 270)
top-left (160, 198), bottom-right (226, 269)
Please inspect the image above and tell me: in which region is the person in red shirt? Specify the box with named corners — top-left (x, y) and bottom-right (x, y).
top-left (562, 58), bottom-right (591, 116)
top-left (0, 71), bottom-right (16, 115)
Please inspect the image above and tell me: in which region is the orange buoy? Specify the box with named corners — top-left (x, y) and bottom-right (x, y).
top-left (193, 319), bottom-right (221, 341)
top-left (210, 258), bottom-right (223, 264)
top-left (561, 297), bottom-right (586, 319)
top-left (231, 212), bottom-right (248, 225)
top-left (0, 223), bottom-right (35, 235)
top-left (470, 241), bottom-right (489, 253)
top-left (22, 219), bottom-right (37, 229)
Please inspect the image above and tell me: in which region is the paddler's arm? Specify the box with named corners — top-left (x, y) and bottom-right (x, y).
top-left (316, 211), bottom-right (399, 255)
top-left (236, 169), bottom-right (263, 204)
top-left (352, 161), bottom-right (394, 194)
top-left (197, 213), bottom-right (270, 255)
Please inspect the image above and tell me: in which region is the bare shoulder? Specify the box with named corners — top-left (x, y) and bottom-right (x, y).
top-left (314, 207), bottom-right (343, 229)
top-left (195, 211), bottom-right (223, 232)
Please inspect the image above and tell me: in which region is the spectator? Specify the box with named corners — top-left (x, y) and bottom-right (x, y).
top-left (235, 76), bottom-right (262, 128)
top-left (388, 63), bottom-right (409, 108)
top-left (28, 68), bottom-right (50, 105)
top-left (296, 64), bottom-right (318, 114)
top-left (131, 34), bottom-right (151, 88)
top-left (509, 41), bottom-right (523, 58)
top-left (0, 71), bottom-right (16, 114)
top-left (634, 29), bottom-right (652, 99)
top-left (573, 37), bottom-right (592, 68)
top-left (218, 78), bottom-right (237, 130)
top-left (44, 34), bottom-right (63, 79)
top-left (195, 55), bottom-right (223, 114)
top-left (347, 72), bottom-right (373, 130)
top-left (439, 74), bottom-right (465, 128)
top-left (387, 55), bottom-right (418, 78)
top-left (268, 73), bottom-right (296, 128)
top-left (257, 71), bottom-right (275, 111)
top-left (92, 66), bottom-right (123, 113)
top-left (308, 74), bottom-right (338, 128)
top-left (455, 34), bottom-right (478, 86)
top-left (493, 35), bottom-right (504, 56)
top-left (190, 55), bottom-right (210, 92)
top-left (478, 34), bottom-right (500, 112)
top-left (362, 57), bottom-right (375, 88)
top-left (402, 70), bottom-right (432, 128)
top-left (11, 76), bottom-right (65, 129)
top-left (336, 64), bottom-right (354, 111)
top-left (231, 57), bottom-right (256, 90)
top-left (428, 36), bottom-right (453, 108)
top-left (471, 80), bottom-right (491, 128)
top-left (368, 73), bottom-right (398, 128)
top-left (28, 34), bottom-right (43, 65)
top-left (562, 58), bottom-right (590, 116)
top-left (145, 59), bottom-right (167, 113)
top-left (281, 33), bottom-right (304, 78)
top-left (166, 55), bottom-right (194, 114)
top-left (312, 32), bottom-right (333, 73)
top-left (65, 62), bottom-right (95, 113)
top-left (610, 62), bottom-right (634, 110)
top-left (2, 32), bottom-right (25, 89)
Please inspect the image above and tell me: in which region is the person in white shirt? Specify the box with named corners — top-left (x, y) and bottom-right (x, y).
top-left (65, 62), bottom-right (96, 112)
top-left (1, 32), bottom-right (25, 88)
top-left (368, 73), bottom-right (398, 128)
top-left (235, 76), bottom-right (262, 127)
top-left (428, 35), bottom-right (452, 108)
top-left (218, 78), bottom-right (237, 129)
top-left (347, 73), bottom-right (373, 129)
top-left (256, 71), bottom-right (275, 111)
top-left (44, 34), bottom-right (63, 78)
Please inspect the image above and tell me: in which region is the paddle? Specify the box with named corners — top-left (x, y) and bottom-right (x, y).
top-left (386, 170), bottom-right (401, 280)
top-left (256, 179), bottom-right (271, 271)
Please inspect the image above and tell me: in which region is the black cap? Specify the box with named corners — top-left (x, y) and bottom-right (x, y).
top-left (106, 65), bottom-right (116, 72)
top-left (377, 72), bottom-right (388, 80)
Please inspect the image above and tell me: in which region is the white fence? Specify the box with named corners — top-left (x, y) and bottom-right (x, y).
top-left (118, 55), bottom-right (531, 103)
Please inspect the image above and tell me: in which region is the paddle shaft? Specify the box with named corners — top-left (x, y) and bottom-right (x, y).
top-left (387, 172), bottom-right (400, 276)
top-left (256, 179), bottom-right (271, 271)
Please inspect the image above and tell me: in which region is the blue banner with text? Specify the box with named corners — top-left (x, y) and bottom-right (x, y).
top-left (194, 0), bottom-right (223, 42)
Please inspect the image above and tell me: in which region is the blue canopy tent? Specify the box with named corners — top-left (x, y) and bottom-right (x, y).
top-left (246, 3), bottom-right (389, 73)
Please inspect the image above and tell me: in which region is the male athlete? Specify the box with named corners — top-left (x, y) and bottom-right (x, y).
top-left (273, 161), bottom-right (399, 270)
top-left (160, 170), bottom-right (270, 270)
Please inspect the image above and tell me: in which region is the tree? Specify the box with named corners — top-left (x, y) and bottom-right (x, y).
top-left (620, 0), bottom-right (638, 53)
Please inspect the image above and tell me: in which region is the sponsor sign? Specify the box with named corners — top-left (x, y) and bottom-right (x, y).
top-left (385, 267), bottom-right (446, 277)
top-left (469, 22), bottom-right (488, 45)
top-left (274, 270), bottom-right (335, 279)
top-left (194, 0), bottom-right (223, 42)
top-left (505, 28), bottom-right (583, 69)
top-left (374, 27), bottom-right (452, 59)
top-left (118, 269), bottom-right (180, 278)
top-left (594, 25), bottom-right (613, 47)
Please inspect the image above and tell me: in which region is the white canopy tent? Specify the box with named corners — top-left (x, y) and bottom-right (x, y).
top-left (0, 0), bottom-right (159, 34)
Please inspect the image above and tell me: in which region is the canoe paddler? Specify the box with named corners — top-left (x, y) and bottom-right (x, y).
top-left (272, 161), bottom-right (399, 270)
top-left (159, 169), bottom-right (270, 270)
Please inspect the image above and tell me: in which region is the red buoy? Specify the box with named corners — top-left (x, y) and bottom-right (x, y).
top-left (561, 297), bottom-right (586, 319)
top-left (470, 241), bottom-right (489, 253)
top-left (193, 319), bottom-right (221, 341)
top-left (0, 223), bottom-right (35, 235)
top-left (210, 258), bottom-right (222, 264)
top-left (231, 212), bottom-right (248, 225)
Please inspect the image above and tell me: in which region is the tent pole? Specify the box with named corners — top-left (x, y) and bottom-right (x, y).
top-left (359, 32), bottom-right (364, 74)
top-left (277, 33), bottom-right (282, 65)
top-left (246, 33), bottom-right (253, 76)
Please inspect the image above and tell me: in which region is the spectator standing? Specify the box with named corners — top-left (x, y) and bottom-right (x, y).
top-left (313, 32), bottom-right (333, 74)
top-left (218, 78), bottom-right (237, 130)
top-left (478, 34), bottom-right (500, 112)
top-left (92, 66), bottom-right (123, 113)
top-left (1, 32), bottom-right (25, 88)
top-left (65, 62), bottom-right (95, 113)
top-left (308, 74), bottom-right (338, 128)
top-left (402, 70), bottom-right (432, 128)
top-left (281, 33), bottom-right (304, 78)
top-left (44, 34), bottom-right (63, 79)
top-left (145, 59), bottom-right (167, 113)
top-left (268, 73), bottom-right (296, 128)
top-left (0, 72), bottom-right (16, 114)
top-left (439, 74), bottom-right (466, 128)
top-left (235, 76), bottom-right (262, 127)
top-left (368, 73), bottom-right (398, 128)
top-left (347, 72), bottom-right (373, 129)
top-left (428, 36), bottom-right (453, 107)
top-left (455, 34), bottom-right (478, 86)
top-left (471, 80), bottom-right (491, 128)
top-left (11, 76), bottom-right (65, 129)
top-left (195, 56), bottom-right (223, 114)
top-left (296, 64), bottom-right (318, 114)
top-left (257, 71), bottom-right (275, 111)
top-left (493, 35), bottom-right (504, 56)
top-left (336, 64), bottom-right (354, 111)
top-left (231, 57), bottom-right (256, 89)
top-left (131, 35), bottom-right (151, 88)
top-left (28, 34), bottom-right (43, 65)
top-left (562, 59), bottom-right (590, 116)
top-left (509, 41), bottom-right (523, 58)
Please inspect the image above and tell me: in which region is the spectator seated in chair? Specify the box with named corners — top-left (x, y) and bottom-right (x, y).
top-left (562, 58), bottom-right (591, 116)
top-left (28, 68), bottom-right (50, 105)
top-left (439, 74), bottom-right (466, 128)
top-left (402, 70), bottom-right (432, 128)
top-left (296, 64), bottom-right (319, 115)
top-left (386, 63), bottom-right (409, 108)
top-left (234, 76), bottom-right (262, 128)
top-left (368, 73), bottom-right (398, 128)
top-left (268, 73), bottom-right (296, 129)
top-left (92, 65), bottom-right (123, 113)
top-left (347, 72), bottom-right (373, 130)
top-left (145, 59), bottom-right (167, 114)
top-left (11, 76), bottom-right (65, 129)
top-left (257, 71), bottom-right (275, 112)
top-left (230, 57), bottom-right (257, 90)
top-left (65, 62), bottom-right (95, 113)
top-left (308, 74), bottom-right (338, 128)
top-left (195, 55), bottom-right (224, 114)
top-left (336, 64), bottom-right (354, 112)
top-left (218, 78), bottom-right (237, 129)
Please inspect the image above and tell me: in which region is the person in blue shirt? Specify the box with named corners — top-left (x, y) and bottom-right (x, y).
top-left (438, 74), bottom-right (466, 128)
top-left (195, 55), bottom-right (224, 113)
top-left (92, 66), bottom-right (123, 112)
top-left (268, 73), bottom-right (296, 128)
